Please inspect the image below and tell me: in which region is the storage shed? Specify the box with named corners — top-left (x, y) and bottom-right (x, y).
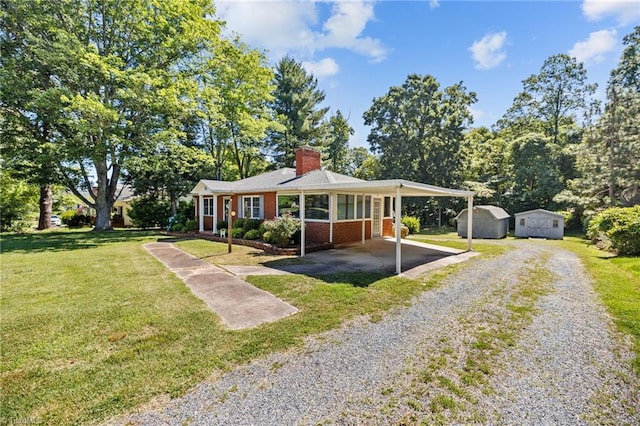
top-left (455, 205), bottom-right (510, 239)
top-left (514, 209), bottom-right (564, 239)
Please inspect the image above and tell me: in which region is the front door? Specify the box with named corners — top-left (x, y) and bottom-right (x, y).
top-left (372, 198), bottom-right (382, 237)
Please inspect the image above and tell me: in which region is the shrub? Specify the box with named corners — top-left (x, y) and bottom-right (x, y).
top-left (129, 197), bottom-right (170, 229)
top-left (61, 210), bottom-right (90, 227)
top-left (401, 216), bottom-right (420, 234)
top-left (171, 223), bottom-right (184, 232)
top-left (233, 218), bottom-right (262, 234)
top-left (262, 214), bottom-right (301, 247)
top-left (243, 229), bottom-right (261, 240)
top-left (392, 224), bottom-right (409, 238)
top-left (587, 206), bottom-right (640, 255)
top-left (184, 219), bottom-right (198, 232)
top-left (216, 220), bottom-right (228, 231)
top-left (231, 227), bottom-right (245, 238)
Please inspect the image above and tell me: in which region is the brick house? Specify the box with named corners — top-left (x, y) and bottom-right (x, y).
top-left (191, 147), bottom-right (474, 274)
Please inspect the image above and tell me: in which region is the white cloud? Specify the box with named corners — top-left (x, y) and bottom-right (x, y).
top-left (429, 0), bottom-right (440, 10)
top-left (469, 31), bottom-right (508, 70)
top-left (302, 57), bottom-right (340, 78)
top-left (569, 29), bottom-right (617, 64)
top-left (582, 0), bottom-right (640, 25)
top-left (216, 0), bottom-right (387, 63)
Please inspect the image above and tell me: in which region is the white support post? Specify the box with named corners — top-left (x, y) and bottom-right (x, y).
top-left (395, 187), bottom-right (402, 275)
top-left (329, 192), bottom-right (334, 243)
top-left (361, 193), bottom-right (366, 244)
top-left (213, 194), bottom-right (218, 233)
top-left (300, 191), bottom-right (306, 257)
top-left (198, 194), bottom-right (204, 232)
top-left (467, 195), bottom-right (474, 251)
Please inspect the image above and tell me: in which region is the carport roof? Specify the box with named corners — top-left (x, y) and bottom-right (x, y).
top-left (192, 169), bottom-right (472, 198)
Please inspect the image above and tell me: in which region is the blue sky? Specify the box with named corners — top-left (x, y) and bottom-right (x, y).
top-left (216, 0), bottom-right (640, 148)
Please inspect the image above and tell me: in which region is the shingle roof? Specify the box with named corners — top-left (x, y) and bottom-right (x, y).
top-left (514, 209), bottom-right (564, 218)
top-left (455, 205), bottom-right (510, 220)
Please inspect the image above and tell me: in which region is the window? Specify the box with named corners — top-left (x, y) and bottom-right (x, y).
top-left (278, 195), bottom-right (300, 217)
top-left (356, 195), bottom-right (363, 219)
top-left (384, 197), bottom-right (395, 217)
top-left (337, 194), bottom-right (355, 220)
top-left (242, 196), bottom-right (262, 219)
top-left (552, 219), bottom-right (559, 228)
top-left (305, 194), bottom-right (329, 220)
top-left (519, 218), bottom-right (525, 226)
top-left (203, 198), bottom-right (214, 216)
top-left (365, 196), bottom-right (371, 219)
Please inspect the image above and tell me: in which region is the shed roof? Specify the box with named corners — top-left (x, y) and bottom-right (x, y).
top-left (514, 208), bottom-right (564, 218)
top-left (455, 205), bottom-right (510, 220)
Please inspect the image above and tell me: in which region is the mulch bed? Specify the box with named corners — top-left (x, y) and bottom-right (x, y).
top-left (166, 232), bottom-right (333, 255)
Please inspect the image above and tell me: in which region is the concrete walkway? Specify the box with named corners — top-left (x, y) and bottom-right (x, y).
top-left (144, 242), bottom-right (297, 330)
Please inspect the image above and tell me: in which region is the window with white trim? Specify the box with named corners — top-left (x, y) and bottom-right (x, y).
top-left (203, 198), bottom-right (214, 216)
top-left (337, 194), bottom-right (355, 220)
top-left (242, 195), bottom-right (262, 219)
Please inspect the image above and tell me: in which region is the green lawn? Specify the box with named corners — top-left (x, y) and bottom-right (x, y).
top-left (0, 229), bottom-right (456, 425)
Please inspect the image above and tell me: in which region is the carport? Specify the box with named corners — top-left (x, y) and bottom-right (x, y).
top-left (290, 179), bottom-right (474, 275)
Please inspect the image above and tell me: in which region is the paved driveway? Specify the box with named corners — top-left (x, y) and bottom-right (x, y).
top-left (224, 237), bottom-right (478, 278)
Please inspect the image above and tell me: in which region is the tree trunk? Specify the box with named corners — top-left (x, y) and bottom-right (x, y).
top-left (36, 184), bottom-right (52, 230)
top-left (171, 196), bottom-right (178, 217)
top-left (93, 163), bottom-right (113, 231)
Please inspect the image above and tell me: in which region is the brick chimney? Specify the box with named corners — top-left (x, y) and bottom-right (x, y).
top-left (295, 146), bottom-right (322, 176)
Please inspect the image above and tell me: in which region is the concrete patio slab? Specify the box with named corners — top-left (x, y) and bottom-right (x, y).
top-left (144, 243), bottom-right (297, 330)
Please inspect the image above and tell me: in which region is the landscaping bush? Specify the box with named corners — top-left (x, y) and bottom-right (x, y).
top-left (184, 219), bottom-right (198, 232)
top-left (171, 223), bottom-right (184, 232)
top-left (168, 200), bottom-right (196, 232)
top-left (216, 220), bottom-right (228, 231)
top-left (401, 216), bottom-right (420, 234)
top-left (232, 218), bottom-right (262, 234)
top-left (262, 214), bottom-right (301, 247)
top-left (392, 224), bottom-right (409, 238)
top-left (243, 229), bottom-right (261, 240)
top-left (61, 210), bottom-right (91, 227)
top-left (129, 197), bottom-right (170, 229)
top-left (587, 206), bottom-right (640, 255)
top-left (231, 227), bottom-right (245, 238)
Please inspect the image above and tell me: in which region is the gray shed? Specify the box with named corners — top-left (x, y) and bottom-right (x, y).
top-left (514, 209), bottom-right (564, 239)
top-left (455, 205), bottom-right (510, 239)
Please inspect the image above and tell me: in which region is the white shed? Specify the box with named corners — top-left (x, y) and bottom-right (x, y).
top-left (456, 205), bottom-right (510, 239)
top-left (514, 209), bottom-right (564, 239)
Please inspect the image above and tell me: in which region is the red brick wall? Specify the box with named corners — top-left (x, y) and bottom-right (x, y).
top-left (333, 221), bottom-right (372, 245)
top-left (305, 222), bottom-right (330, 244)
top-left (263, 192), bottom-right (277, 219)
top-left (382, 218), bottom-right (393, 237)
top-left (295, 147), bottom-right (321, 175)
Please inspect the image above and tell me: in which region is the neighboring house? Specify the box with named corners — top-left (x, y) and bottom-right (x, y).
top-left (514, 209), bottom-right (564, 240)
top-left (190, 147), bottom-right (475, 274)
top-left (112, 186), bottom-right (136, 227)
top-left (455, 205), bottom-right (510, 239)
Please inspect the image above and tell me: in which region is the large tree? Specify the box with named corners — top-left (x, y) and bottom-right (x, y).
top-left (499, 54), bottom-right (596, 146)
top-left (268, 57), bottom-right (329, 168)
top-left (324, 110), bottom-right (353, 173)
top-left (363, 74), bottom-right (476, 187)
top-left (560, 26), bottom-right (640, 209)
top-left (196, 39), bottom-right (281, 179)
top-left (1, 0), bottom-right (221, 230)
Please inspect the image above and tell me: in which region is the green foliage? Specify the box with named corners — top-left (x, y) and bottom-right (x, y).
top-left (402, 216), bottom-right (421, 234)
top-left (231, 227), bottom-right (245, 238)
top-left (129, 197), bottom-right (170, 229)
top-left (232, 218), bottom-right (262, 233)
top-left (0, 170), bottom-right (38, 232)
top-left (262, 214), bottom-right (301, 247)
top-left (184, 220), bottom-right (198, 232)
top-left (324, 110), bottom-right (354, 173)
top-left (60, 210), bottom-right (91, 228)
top-left (588, 206), bottom-right (640, 255)
top-left (268, 56), bottom-right (329, 167)
top-left (392, 224), bottom-right (410, 238)
top-left (167, 200), bottom-right (196, 232)
top-left (364, 74), bottom-right (476, 188)
top-left (217, 220), bottom-right (228, 231)
top-left (243, 229), bottom-right (262, 240)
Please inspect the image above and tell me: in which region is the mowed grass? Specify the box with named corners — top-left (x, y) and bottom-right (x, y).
top-left (557, 236), bottom-right (640, 373)
top-left (410, 227), bottom-right (509, 257)
top-left (1, 229), bottom-right (452, 425)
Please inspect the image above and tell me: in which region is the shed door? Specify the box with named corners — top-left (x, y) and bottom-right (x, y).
top-left (527, 216), bottom-right (550, 238)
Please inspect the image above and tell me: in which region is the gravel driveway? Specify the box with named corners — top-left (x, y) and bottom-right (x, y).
top-left (116, 241), bottom-right (639, 425)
